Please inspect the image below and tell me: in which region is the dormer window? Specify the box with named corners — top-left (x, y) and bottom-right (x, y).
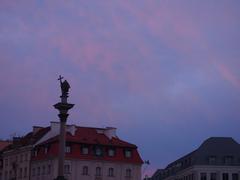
top-left (95, 146), bottom-right (103, 156)
top-left (44, 145), bottom-right (50, 154)
top-left (34, 149), bottom-right (38, 157)
top-left (209, 156), bottom-right (216, 165)
top-left (81, 145), bottom-right (89, 155)
top-left (65, 145), bottom-right (71, 153)
top-left (224, 156), bottom-right (233, 165)
top-left (176, 162), bottom-right (182, 168)
top-left (124, 149), bottom-right (132, 158)
top-left (108, 148), bottom-right (115, 157)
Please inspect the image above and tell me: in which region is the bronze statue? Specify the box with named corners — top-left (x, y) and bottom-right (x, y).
top-left (58, 75), bottom-right (70, 97)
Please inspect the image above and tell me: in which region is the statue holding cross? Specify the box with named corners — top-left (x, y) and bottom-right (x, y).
top-left (58, 75), bottom-right (70, 98)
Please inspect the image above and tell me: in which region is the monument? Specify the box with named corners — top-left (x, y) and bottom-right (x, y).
top-left (54, 75), bottom-right (74, 180)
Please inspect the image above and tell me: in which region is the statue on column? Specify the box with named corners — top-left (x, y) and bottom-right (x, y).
top-left (58, 75), bottom-right (70, 97)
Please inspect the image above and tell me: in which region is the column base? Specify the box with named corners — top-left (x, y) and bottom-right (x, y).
top-left (54, 176), bottom-right (67, 180)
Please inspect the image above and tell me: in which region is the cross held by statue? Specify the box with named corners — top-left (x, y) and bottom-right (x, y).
top-left (58, 75), bottom-right (64, 83)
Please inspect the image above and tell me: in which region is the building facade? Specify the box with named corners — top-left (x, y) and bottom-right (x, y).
top-left (1, 122), bottom-right (143, 180)
top-left (31, 122), bottom-right (143, 180)
top-left (0, 140), bottom-right (12, 180)
top-left (1, 127), bottom-right (50, 180)
top-left (151, 137), bottom-right (240, 180)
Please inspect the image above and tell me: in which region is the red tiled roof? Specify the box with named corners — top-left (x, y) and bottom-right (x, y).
top-left (0, 141), bottom-right (11, 151)
top-left (39, 126), bottom-right (137, 148)
top-left (35, 126), bottom-right (143, 164)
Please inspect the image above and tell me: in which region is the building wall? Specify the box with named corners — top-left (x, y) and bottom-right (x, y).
top-left (163, 166), bottom-right (240, 180)
top-left (2, 147), bottom-right (32, 180)
top-left (31, 158), bottom-right (142, 180)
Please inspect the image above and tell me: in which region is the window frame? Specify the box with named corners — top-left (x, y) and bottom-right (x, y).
top-left (82, 166), bottom-right (88, 176)
top-left (108, 167), bottom-right (114, 177)
top-left (124, 149), bottom-right (132, 158)
top-left (126, 168), bottom-right (132, 177)
top-left (108, 148), bottom-right (116, 157)
top-left (96, 167), bottom-right (102, 176)
top-left (81, 145), bottom-right (89, 155)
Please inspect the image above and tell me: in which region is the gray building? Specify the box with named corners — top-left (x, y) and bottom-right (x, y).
top-left (151, 137), bottom-right (240, 180)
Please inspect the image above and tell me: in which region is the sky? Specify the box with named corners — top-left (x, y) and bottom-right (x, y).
top-left (0, 0), bottom-right (240, 177)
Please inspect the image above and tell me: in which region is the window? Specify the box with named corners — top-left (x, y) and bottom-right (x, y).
top-left (25, 153), bottom-right (28, 161)
top-left (108, 149), bottom-right (115, 157)
top-left (201, 173), bottom-right (207, 180)
top-left (124, 149), bottom-right (132, 158)
top-left (42, 166), bottom-right (45, 175)
top-left (19, 168), bottom-right (23, 178)
top-left (65, 146), bottom-right (71, 153)
top-left (211, 173), bottom-right (217, 180)
top-left (64, 164), bottom-right (71, 174)
top-left (37, 167), bottom-right (40, 176)
top-left (47, 165), bottom-right (51, 174)
top-left (34, 149), bottom-right (38, 157)
top-left (126, 169), bottom-right (131, 177)
top-left (24, 167), bottom-right (27, 177)
top-left (4, 171), bottom-right (8, 180)
top-left (96, 167), bottom-right (101, 176)
top-left (82, 166), bottom-right (88, 175)
top-left (223, 173), bottom-right (229, 180)
top-left (44, 146), bottom-right (49, 154)
top-left (224, 156), bottom-right (233, 165)
top-left (209, 156), bottom-right (216, 165)
top-left (95, 147), bottom-right (103, 156)
top-left (176, 162), bottom-right (182, 168)
top-left (108, 168), bottom-right (114, 177)
top-left (190, 173), bottom-right (195, 180)
top-left (20, 155), bottom-right (23, 162)
top-left (9, 170), bottom-right (12, 179)
top-left (5, 159), bottom-right (8, 167)
top-left (232, 174), bottom-right (239, 180)
top-left (32, 168), bottom-right (35, 176)
top-left (0, 173), bottom-right (2, 180)
top-left (81, 146), bottom-right (89, 155)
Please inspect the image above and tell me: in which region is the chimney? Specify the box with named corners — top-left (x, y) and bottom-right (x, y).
top-left (66, 125), bottom-right (77, 136)
top-left (104, 127), bottom-right (117, 139)
top-left (50, 121), bottom-right (60, 133)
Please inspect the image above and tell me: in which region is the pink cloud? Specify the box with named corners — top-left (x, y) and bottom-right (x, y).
top-left (215, 62), bottom-right (240, 89)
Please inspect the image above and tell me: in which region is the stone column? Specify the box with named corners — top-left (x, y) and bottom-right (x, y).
top-left (54, 77), bottom-right (74, 180)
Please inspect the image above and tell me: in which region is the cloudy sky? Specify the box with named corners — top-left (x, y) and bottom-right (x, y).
top-left (1, 0), bottom-right (240, 176)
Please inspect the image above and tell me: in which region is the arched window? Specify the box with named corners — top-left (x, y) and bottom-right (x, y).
top-left (82, 166), bottom-right (88, 175)
top-left (108, 168), bottom-right (114, 177)
top-left (96, 167), bottom-right (101, 176)
top-left (126, 168), bottom-right (131, 177)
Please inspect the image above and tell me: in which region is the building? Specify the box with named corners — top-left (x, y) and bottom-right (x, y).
top-left (31, 122), bottom-right (143, 180)
top-left (1, 122), bottom-right (143, 180)
top-left (0, 140), bottom-right (12, 180)
top-left (1, 127), bottom-right (49, 180)
top-left (151, 137), bottom-right (240, 180)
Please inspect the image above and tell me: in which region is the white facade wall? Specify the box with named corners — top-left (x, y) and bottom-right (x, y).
top-left (164, 166), bottom-right (240, 180)
top-left (2, 146), bottom-right (32, 180)
top-left (31, 158), bottom-right (141, 180)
